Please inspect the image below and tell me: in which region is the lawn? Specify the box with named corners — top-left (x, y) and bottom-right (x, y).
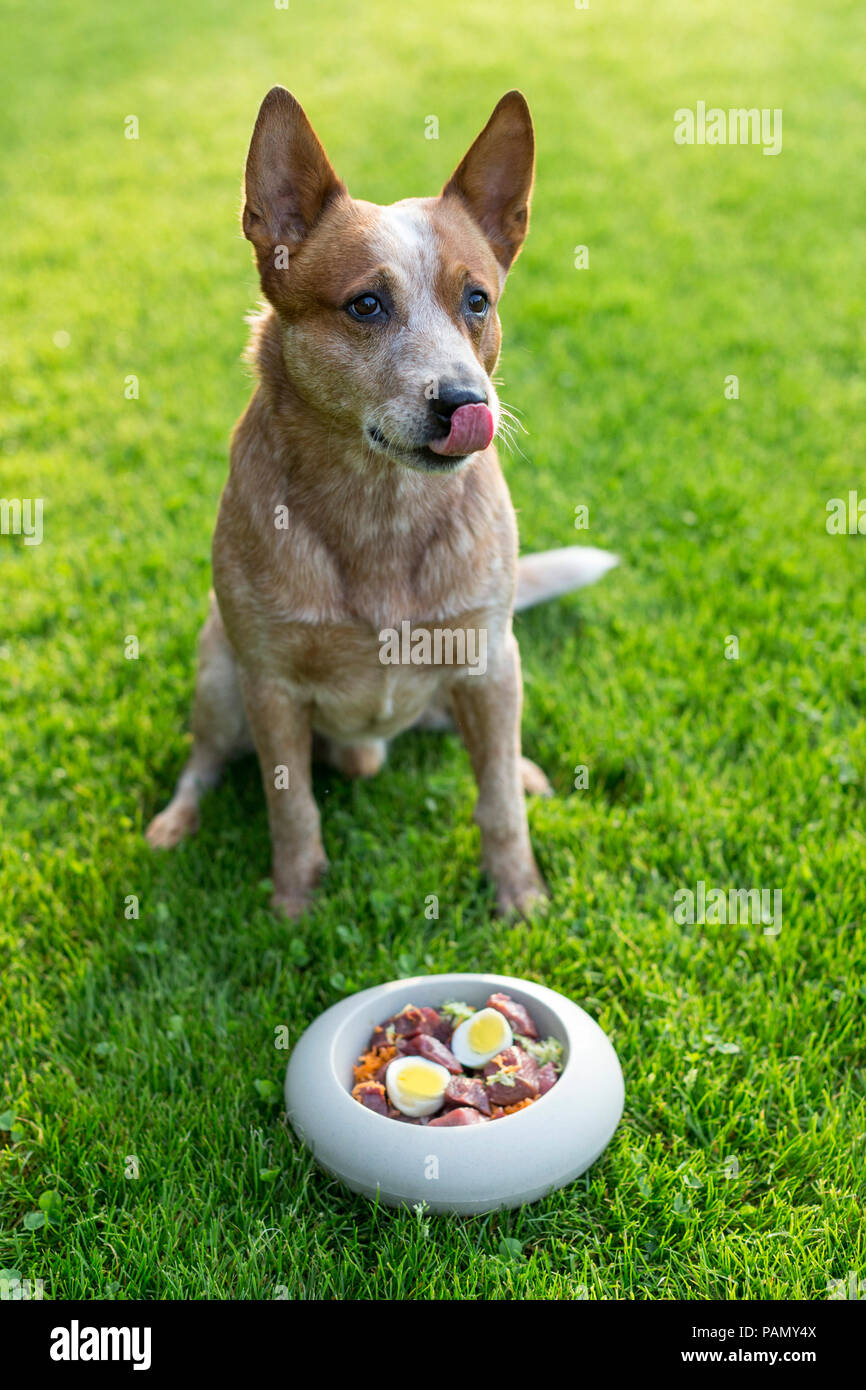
top-left (1, 0), bottom-right (864, 1300)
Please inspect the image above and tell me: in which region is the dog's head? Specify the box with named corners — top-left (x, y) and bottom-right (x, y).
top-left (242, 87), bottom-right (534, 472)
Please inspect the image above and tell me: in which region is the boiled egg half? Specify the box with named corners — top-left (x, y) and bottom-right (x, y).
top-left (451, 1008), bottom-right (513, 1068)
top-left (385, 1056), bottom-right (450, 1117)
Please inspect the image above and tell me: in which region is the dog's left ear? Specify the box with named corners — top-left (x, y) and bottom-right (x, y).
top-left (442, 91), bottom-right (535, 271)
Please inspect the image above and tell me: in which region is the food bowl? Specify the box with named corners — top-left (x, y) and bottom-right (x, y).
top-left (284, 972), bottom-right (624, 1214)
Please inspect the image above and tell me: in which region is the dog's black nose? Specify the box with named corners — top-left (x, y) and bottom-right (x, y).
top-left (429, 384), bottom-right (488, 428)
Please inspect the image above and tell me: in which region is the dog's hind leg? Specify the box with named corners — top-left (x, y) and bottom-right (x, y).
top-left (317, 737), bottom-right (387, 778)
top-left (519, 757), bottom-right (553, 797)
top-left (413, 699), bottom-right (552, 797)
top-left (146, 595), bottom-right (252, 849)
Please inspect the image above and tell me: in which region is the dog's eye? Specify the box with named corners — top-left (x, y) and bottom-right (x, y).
top-left (466, 289), bottom-right (489, 316)
top-left (347, 294), bottom-right (384, 321)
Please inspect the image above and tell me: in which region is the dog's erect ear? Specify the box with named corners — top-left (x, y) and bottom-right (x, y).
top-left (242, 87), bottom-right (345, 261)
top-left (441, 91), bottom-right (535, 271)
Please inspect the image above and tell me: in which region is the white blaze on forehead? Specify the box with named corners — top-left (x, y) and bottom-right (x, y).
top-left (373, 202), bottom-right (438, 279)
top-left (371, 201), bottom-right (451, 333)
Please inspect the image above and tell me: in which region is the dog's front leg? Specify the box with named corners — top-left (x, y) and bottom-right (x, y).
top-left (450, 632), bottom-right (548, 919)
top-left (240, 673), bottom-right (327, 918)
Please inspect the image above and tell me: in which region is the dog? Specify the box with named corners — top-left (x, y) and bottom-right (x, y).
top-left (146, 87), bottom-right (616, 918)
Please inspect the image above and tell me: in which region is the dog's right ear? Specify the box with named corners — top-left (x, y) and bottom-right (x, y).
top-left (442, 91), bottom-right (535, 272)
top-left (242, 87), bottom-right (345, 266)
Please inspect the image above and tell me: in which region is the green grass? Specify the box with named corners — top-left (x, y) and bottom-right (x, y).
top-left (2, 0), bottom-right (864, 1300)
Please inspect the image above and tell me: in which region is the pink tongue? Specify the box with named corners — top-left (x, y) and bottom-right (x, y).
top-left (429, 403), bottom-right (495, 457)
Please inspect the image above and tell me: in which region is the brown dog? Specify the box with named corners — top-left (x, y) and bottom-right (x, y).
top-left (146, 87), bottom-right (616, 918)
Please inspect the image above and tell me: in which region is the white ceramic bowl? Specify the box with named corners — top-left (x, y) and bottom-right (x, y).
top-left (284, 972), bottom-right (624, 1214)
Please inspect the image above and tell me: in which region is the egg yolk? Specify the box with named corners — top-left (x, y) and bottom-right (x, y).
top-left (399, 1064), bottom-right (445, 1099)
top-left (469, 1013), bottom-right (504, 1053)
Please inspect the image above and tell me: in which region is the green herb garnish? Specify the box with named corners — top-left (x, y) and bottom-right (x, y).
top-left (515, 1035), bottom-right (564, 1072)
top-left (440, 1000), bottom-right (475, 1025)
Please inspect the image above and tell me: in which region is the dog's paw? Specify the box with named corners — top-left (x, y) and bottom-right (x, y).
top-left (145, 802), bottom-right (199, 849)
top-left (270, 852), bottom-right (328, 920)
top-left (270, 888), bottom-right (317, 920)
top-left (520, 757), bottom-right (554, 798)
top-left (493, 865), bottom-right (550, 921)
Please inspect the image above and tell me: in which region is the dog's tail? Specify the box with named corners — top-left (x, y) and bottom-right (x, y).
top-left (515, 546), bottom-right (618, 612)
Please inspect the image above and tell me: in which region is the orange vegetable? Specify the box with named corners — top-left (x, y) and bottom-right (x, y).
top-left (352, 1046), bottom-right (396, 1084)
top-left (351, 1080), bottom-right (386, 1103)
top-left (491, 1097), bottom-right (537, 1119)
